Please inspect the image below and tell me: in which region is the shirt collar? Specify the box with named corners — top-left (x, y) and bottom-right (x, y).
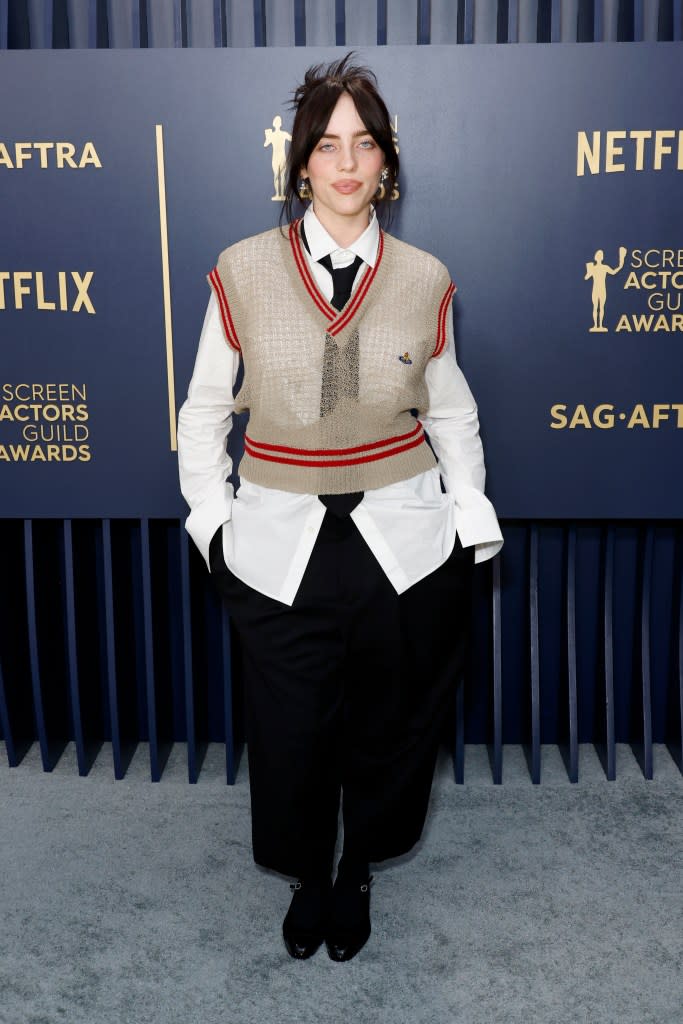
top-left (302, 205), bottom-right (379, 269)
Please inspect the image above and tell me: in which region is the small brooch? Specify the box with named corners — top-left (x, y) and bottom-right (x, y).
top-left (398, 352), bottom-right (412, 364)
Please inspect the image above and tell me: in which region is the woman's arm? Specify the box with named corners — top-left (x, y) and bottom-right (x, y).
top-left (419, 313), bottom-right (503, 562)
top-left (177, 293), bottom-right (240, 568)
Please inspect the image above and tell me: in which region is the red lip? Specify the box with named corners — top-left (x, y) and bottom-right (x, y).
top-left (332, 180), bottom-right (362, 194)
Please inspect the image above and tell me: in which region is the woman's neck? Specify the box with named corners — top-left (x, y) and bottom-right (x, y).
top-left (311, 202), bottom-right (371, 250)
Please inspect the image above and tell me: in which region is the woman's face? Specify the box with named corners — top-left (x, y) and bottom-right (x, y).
top-left (302, 92), bottom-right (385, 230)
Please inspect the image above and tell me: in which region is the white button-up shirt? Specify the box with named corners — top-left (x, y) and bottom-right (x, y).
top-left (177, 207), bottom-right (503, 605)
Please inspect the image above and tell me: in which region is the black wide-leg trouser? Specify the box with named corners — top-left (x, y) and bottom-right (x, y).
top-left (210, 510), bottom-right (473, 879)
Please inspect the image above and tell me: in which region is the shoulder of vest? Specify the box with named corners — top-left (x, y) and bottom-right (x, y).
top-left (215, 226), bottom-right (283, 268)
top-left (381, 233), bottom-right (451, 285)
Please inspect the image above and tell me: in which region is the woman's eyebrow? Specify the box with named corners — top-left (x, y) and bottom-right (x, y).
top-left (319, 130), bottom-right (372, 140)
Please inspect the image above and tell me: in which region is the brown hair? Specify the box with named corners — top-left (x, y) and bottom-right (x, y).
top-left (281, 53), bottom-right (399, 226)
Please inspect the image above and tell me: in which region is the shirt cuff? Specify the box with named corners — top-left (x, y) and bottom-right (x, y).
top-left (454, 503), bottom-right (504, 563)
top-left (473, 539), bottom-right (504, 564)
top-left (184, 480), bottom-right (234, 569)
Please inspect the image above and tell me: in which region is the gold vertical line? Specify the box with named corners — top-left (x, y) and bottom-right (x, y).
top-left (155, 123), bottom-right (177, 451)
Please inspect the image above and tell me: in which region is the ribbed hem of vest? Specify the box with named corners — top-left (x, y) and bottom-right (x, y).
top-left (238, 443), bottom-right (437, 495)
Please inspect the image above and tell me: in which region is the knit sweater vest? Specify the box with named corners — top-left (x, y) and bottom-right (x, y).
top-left (208, 220), bottom-right (456, 495)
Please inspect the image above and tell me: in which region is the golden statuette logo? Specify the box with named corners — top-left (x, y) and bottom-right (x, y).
top-left (264, 116), bottom-right (292, 201)
top-left (378, 115), bottom-right (400, 201)
top-left (584, 247), bottom-right (626, 332)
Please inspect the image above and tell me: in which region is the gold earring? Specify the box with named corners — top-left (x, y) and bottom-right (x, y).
top-left (298, 178), bottom-right (312, 200)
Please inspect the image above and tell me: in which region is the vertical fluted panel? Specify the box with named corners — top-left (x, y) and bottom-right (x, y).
top-left (0, 0), bottom-right (7, 48)
top-left (474, 0), bottom-right (497, 40)
top-left (462, 0), bottom-right (474, 40)
top-left (566, 527), bottom-right (579, 782)
top-left (561, 0), bottom-right (579, 39)
top-left (23, 522), bottom-right (51, 769)
top-left (416, 0), bottom-right (430, 42)
top-left (305, 0), bottom-right (335, 43)
top-left (602, 528), bottom-right (616, 779)
top-left (107, 0), bottom-right (138, 46)
top-left (507, 0), bottom-right (519, 40)
top-left (147, 0), bottom-right (182, 46)
top-left (431, 0), bottom-right (458, 42)
top-left (265, 0), bottom-right (295, 45)
top-left (27, 0), bottom-right (53, 46)
top-left (229, 0), bottom-right (254, 44)
top-left (65, 0), bottom-right (93, 46)
top-left (180, 529), bottom-right (198, 782)
top-left (62, 522), bottom-right (87, 775)
top-left (549, 0), bottom-right (561, 39)
top-left (675, 0), bottom-right (682, 40)
top-left (387, 0), bottom-right (418, 42)
top-left (643, 0), bottom-right (660, 38)
top-left (632, 0), bottom-right (643, 38)
top-left (377, 0), bottom-right (387, 42)
top-left (491, 555), bottom-right (503, 782)
top-left (186, 0), bottom-right (224, 45)
top-left (638, 527), bottom-right (654, 778)
top-left (101, 520), bottom-right (124, 776)
top-left (345, 0), bottom-right (378, 43)
top-left (254, 0), bottom-right (266, 44)
top-left (528, 526), bottom-right (541, 782)
top-left (602, 0), bottom-right (619, 37)
top-left (518, 0), bottom-right (537, 40)
top-left (140, 519), bottom-right (160, 781)
top-left (594, 0), bottom-right (603, 38)
top-left (293, 0), bottom-right (305, 43)
top-left (579, 0), bottom-right (596, 37)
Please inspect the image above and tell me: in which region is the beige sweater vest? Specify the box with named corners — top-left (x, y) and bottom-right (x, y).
top-left (208, 221), bottom-right (456, 495)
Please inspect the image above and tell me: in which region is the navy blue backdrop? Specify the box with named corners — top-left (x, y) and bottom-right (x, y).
top-left (1, 45), bottom-right (682, 518)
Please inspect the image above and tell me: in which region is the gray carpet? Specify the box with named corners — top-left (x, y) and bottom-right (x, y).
top-left (1, 742), bottom-right (682, 1024)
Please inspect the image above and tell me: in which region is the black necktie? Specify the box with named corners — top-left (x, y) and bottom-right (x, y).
top-left (317, 252), bottom-right (363, 311)
top-left (299, 224), bottom-right (365, 517)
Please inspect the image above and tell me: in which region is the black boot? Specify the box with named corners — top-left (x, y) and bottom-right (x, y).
top-left (325, 861), bottom-right (373, 962)
top-left (282, 877), bottom-right (332, 959)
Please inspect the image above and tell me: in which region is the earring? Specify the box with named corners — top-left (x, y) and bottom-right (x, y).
top-left (298, 177), bottom-right (312, 200)
top-left (376, 168), bottom-right (389, 199)
top-left (380, 168), bottom-right (389, 183)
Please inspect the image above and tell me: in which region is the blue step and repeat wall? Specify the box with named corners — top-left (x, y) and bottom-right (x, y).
top-left (1, 42), bottom-right (682, 781)
top-left (2, 44), bottom-right (682, 519)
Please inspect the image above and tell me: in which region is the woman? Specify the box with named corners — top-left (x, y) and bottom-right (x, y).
top-left (177, 54), bottom-right (502, 963)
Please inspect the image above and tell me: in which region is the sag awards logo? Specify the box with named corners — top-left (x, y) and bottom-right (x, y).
top-left (584, 247), bottom-right (683, 333)
top-left (0, 383), bottom-right (91, 463)
top-left (263, 114), bottom-right (400, 201)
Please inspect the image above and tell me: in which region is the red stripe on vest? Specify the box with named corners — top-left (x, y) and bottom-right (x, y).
top-left (244, 431), bottom-right (426, 468)
top-left (209, 268), bottom-right (241, 352)
top-left (328, 229), bottom-right (384, 337)
top-left (289, 221), bottom-right (336, 321)
top-left (245, 421), bottom-right (422, 457)
top-left (431, 282), bottom-right (456, 358)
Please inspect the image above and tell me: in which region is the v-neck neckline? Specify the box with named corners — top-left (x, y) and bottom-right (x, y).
top-left (285, 219), bottom-right (385, 338)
